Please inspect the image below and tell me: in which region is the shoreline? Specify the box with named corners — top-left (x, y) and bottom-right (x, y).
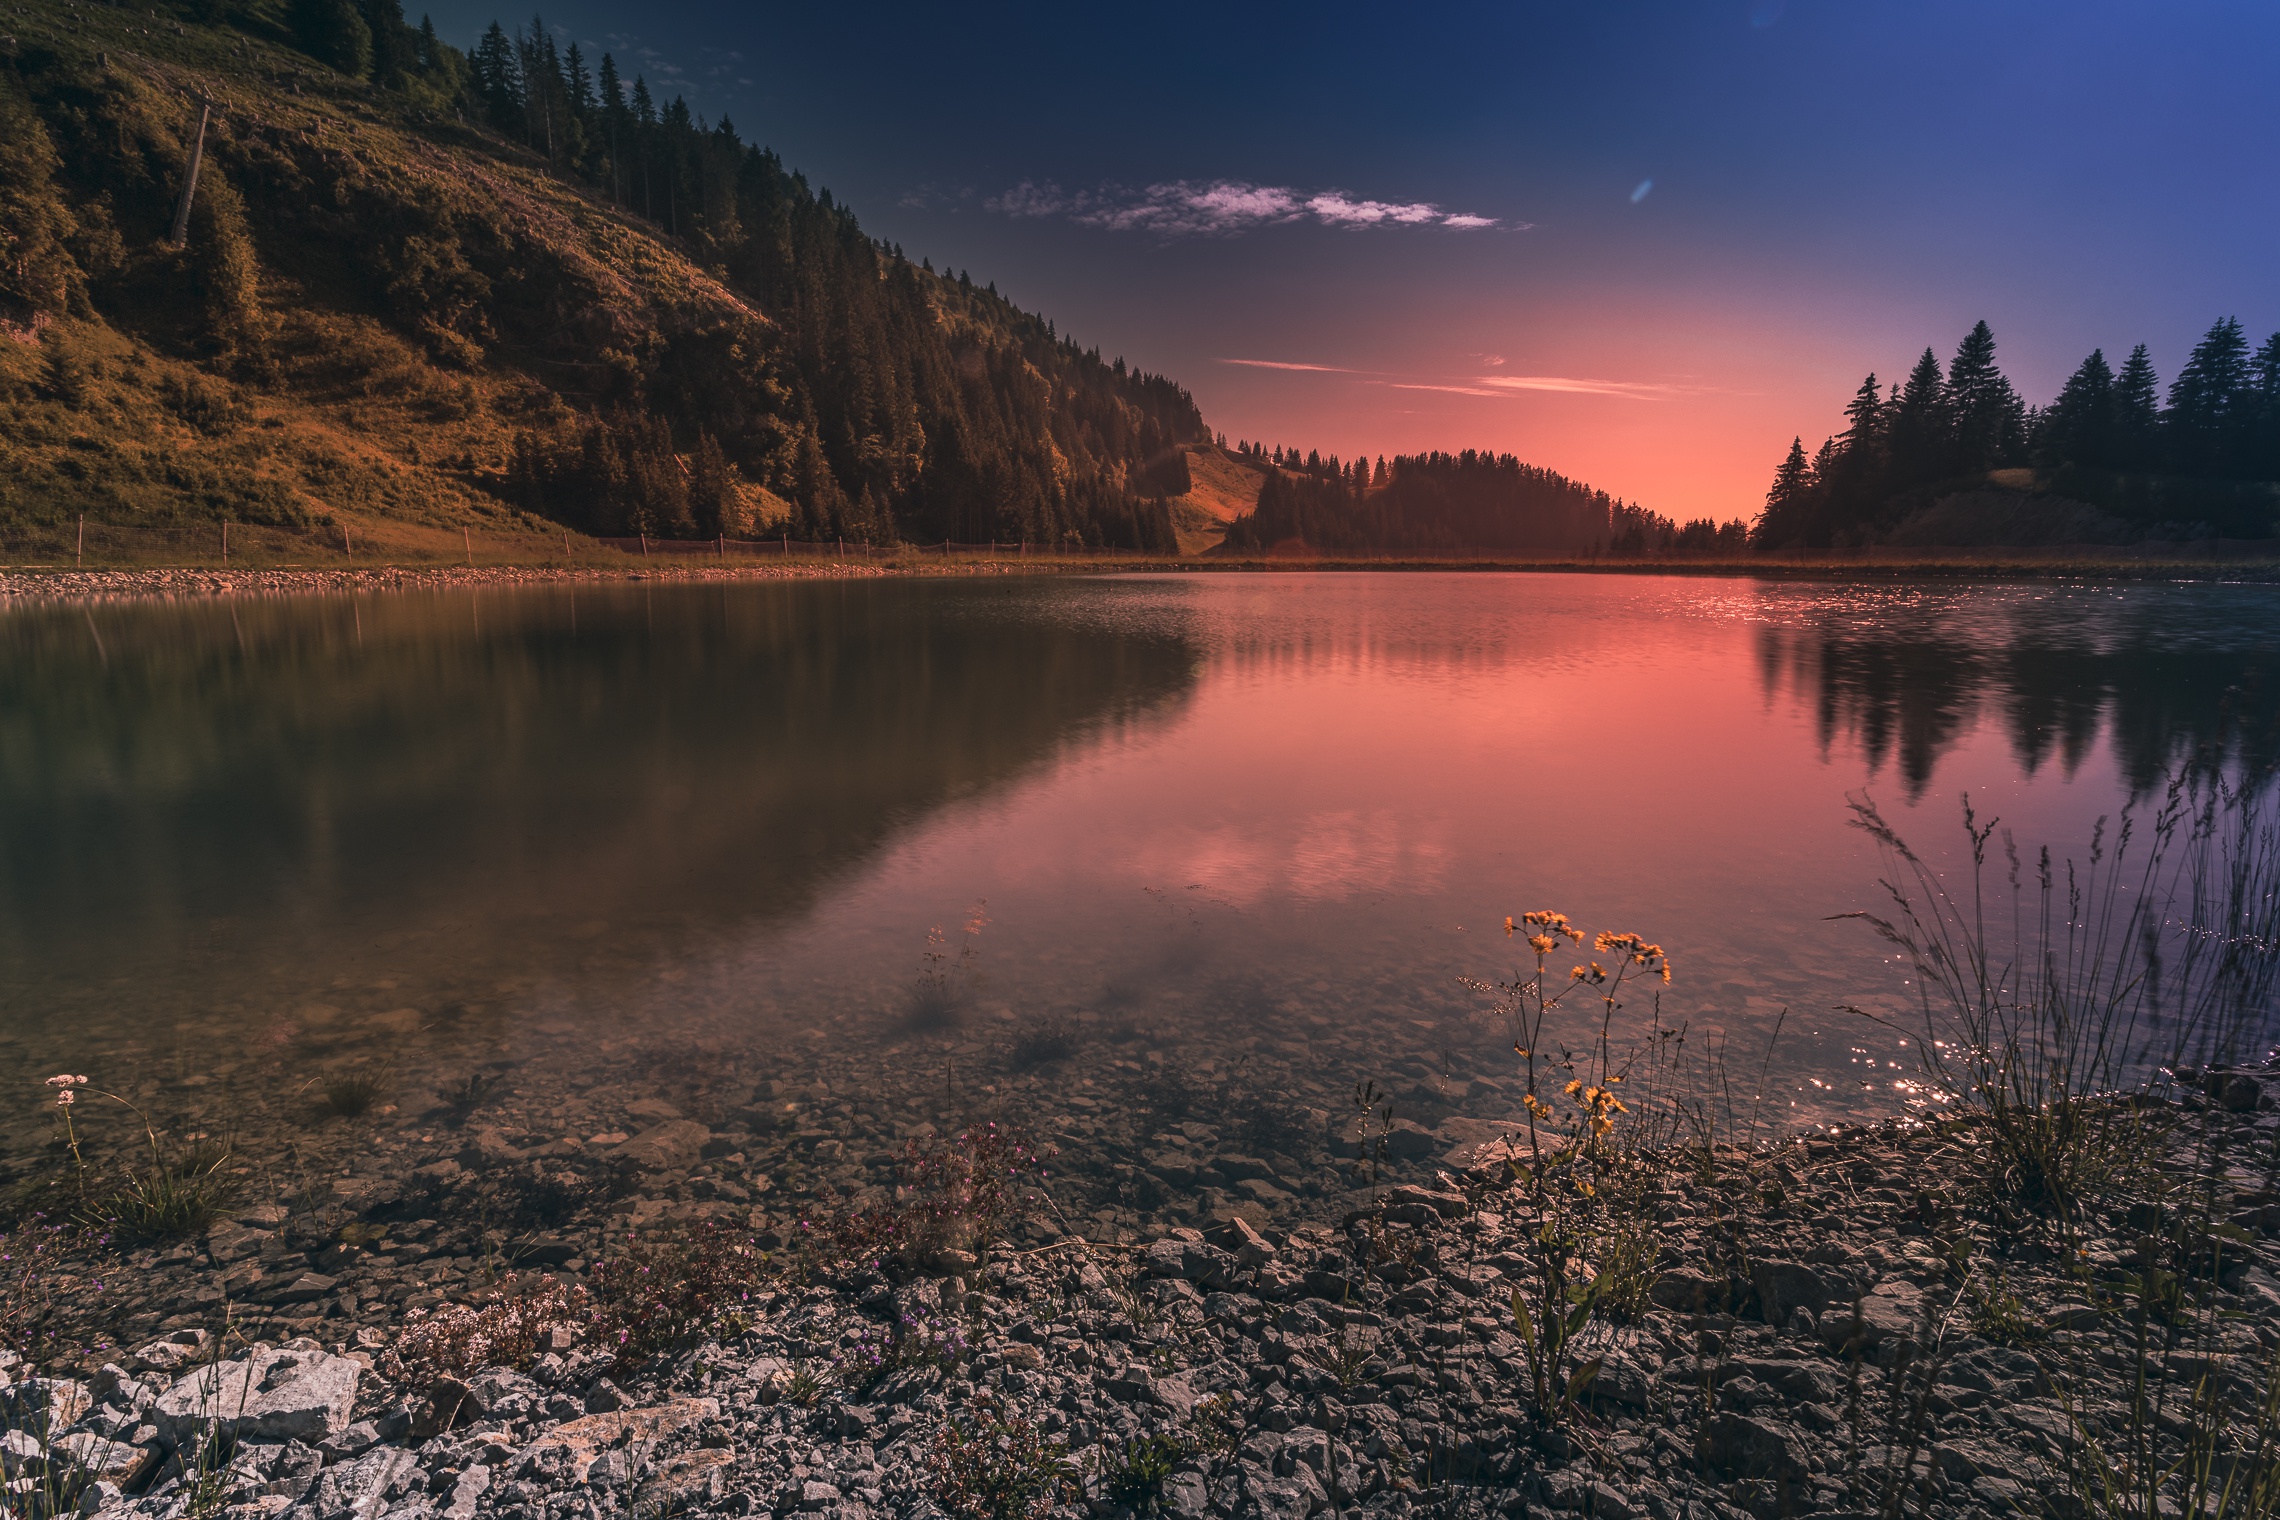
top-left (4, 547), bottom-right (2279, 605)
top-left (14, 1052), bottom-right (2280, 1520)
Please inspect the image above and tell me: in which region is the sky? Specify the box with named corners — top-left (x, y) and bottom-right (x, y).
top-left (430, 0), bottom-right (2280, 521)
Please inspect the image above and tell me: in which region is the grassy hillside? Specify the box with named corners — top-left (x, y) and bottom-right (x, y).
top-left (0, 2), bottom-right (1202, 555)
top-left (1163, 443), bottom-right (1269, 553)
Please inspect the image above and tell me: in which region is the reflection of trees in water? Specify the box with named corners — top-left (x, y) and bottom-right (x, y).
top-left (0, 580), bottom-right (1198, 988)
top-left (1758, 611), bottom-right (2280, 796)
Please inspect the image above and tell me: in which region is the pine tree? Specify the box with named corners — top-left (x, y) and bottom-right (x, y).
top-left (596, 53), bottom-right (625, 202)
top-left (288, 0), bottom-right (372, 75)
top-left (1752, 436), bottom-right (1818, 547)
top-left (357, 0), bottom-right (411, 85)
top-left (2036, 349), bottom-right (2115, 469)
top-left (1945, 320), bottom-right (2025, 472)
top-left (2165, 317), bottom-right (2251, 477)
top-left (565, 43), bottom-right (593, 122)
top-left (1886, 348), bottom-right (1952, 487)
top-left (2112, 344), bottom-right (2161, 472)
top-left (2252, 332), bottom-right (2280, 483)
top-left (472, 22), bottom-right (521, 131)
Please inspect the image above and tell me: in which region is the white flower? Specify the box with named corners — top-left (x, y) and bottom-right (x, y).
top-left (44, 1074), bottom-right (87, 1088)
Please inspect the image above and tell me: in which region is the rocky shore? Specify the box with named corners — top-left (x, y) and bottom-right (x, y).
top-left (11, 1055), bottom-right (2280, 1520)
top-left (0, 560), bottom-right (1044, 604)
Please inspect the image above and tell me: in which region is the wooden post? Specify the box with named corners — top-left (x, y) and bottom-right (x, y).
top-left (782, 532), bottom-right (788, 555)
top-left (342, 523), bottom-right (351, 559)
top-left (562, 531), bottom-right (570, 557)
top-left (77, 516), bottom-right (84, 566)
top-left (222, 520), bottom-right (228, 560)
top-left (463, 526), bottom-right (472, 565)
top-left (169, 98), bottom-right (213, 248)
top-left (640, 532), bottom-right (648, 557)
top-left (718, 533), bottom-right (725, 559)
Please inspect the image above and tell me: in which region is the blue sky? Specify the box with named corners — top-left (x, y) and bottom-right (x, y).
top-left (429, 0), bottom-right (2280, 517)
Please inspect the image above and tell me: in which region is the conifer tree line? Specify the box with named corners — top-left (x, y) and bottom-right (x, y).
top-left (255, 4), bottom-right (1202, 545)
top-left (1219, 448), bottom-right (1743, 556)
top-left (1755, 317), bottom-right (2280, 548)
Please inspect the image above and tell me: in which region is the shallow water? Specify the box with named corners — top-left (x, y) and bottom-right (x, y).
top-left (4, 572), bottom-right (2277, 1202)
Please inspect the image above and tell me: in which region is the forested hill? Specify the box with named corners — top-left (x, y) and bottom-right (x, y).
top-left (1217, 444), bottom-right (1746, 557)
top-left (1754, 319), bottom-right (2280, 548)
top-left (0, 1), bottom-right (1201, 550)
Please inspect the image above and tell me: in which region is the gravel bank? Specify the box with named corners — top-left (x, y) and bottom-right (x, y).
top-left (15, 1058), bottom-right (2280, 1520)
top-left (0, 562), bottom-right (1036, 605)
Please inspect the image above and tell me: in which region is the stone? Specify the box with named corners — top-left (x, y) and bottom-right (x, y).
top-left (301, 1445), bottom-right (420, 1520)
top-left (1435, 1117), bottom-right (1532, 1170)
top-left (1649, 1268), bottom-right (1725, 1313)
top-left (1705, 1412), bottom-right (1813, 1483)
top-left (2222, 1074), bottom-right (2265, 1113)
top-left (125, 1330), bottom-right (212, 1375)
top-left (0, 1377), bottom-right (92, 1434)
top-left (153, 1347), bottom-right (361, 1445)
top-left (611, 1120), bottom-right (713, 1172)
top-left (267, 1272), bottom-right (338, 1305)
top-left (205, 1223), bottom-right (271, 1264)
top-left (442, 1464), bottom-right (490, 1520)
top-left (1380, 1184), bottom-right (1468, 1222)
top-left (1822, 1281), bottom-right (1924, 1354)
top-left (1378, 1120), bottom-right (1442, 1162)
top-left (50, 1432), bottom-right (159, 1488)
top-left (523, 1398), bottom-right (720, 1472)
top-left (635, 1449), bottom-right (736, 1508)
top-left (1750, 1259), bottom-right (1841, 1327)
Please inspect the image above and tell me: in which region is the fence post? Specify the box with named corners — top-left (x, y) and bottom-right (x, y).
top-left (640, 532), bottom-right (649, 557)
top-left (718, 533), bottom-right (725, 560)
top-left (837, 537), bottom-right (843, 559)
top-left (563, 531), bottom-right (571, 557)
top-left (782, 533), bottom-right (789, 555)
top-left (77, 516), bottom-right (84, 566)
top-left (463, 527), bottom-right (473, 565)
top-left (222, 520), bottom-right (229, 560)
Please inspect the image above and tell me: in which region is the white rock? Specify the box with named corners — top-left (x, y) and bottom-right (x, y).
top-left (154, 1347), bottom-right (361, 1445)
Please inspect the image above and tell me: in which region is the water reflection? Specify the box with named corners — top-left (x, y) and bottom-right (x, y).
top-left (0, 580), bottom-right (1199, 1026)
top-left (1754, 586), bottom-right (2280, 795)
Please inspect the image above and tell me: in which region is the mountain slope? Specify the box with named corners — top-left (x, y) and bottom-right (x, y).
top-left (0, 3), bottom-right (1201, 552)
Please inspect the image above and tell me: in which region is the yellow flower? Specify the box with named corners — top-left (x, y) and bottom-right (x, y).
top-left (1563, 1078), bottom-right (1583, 1096)
top-left (1527, 934), bottom-right (1556, 956)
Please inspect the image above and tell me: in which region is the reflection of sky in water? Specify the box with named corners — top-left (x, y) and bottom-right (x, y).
top-left (1, 572), bottom-right (2274, 1134)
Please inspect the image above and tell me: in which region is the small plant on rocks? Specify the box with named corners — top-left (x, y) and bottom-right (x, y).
top-left (1095, 1431), bottom-right (1191, 1509)
top-left (1472, 911), bottom-right (1673, 1424)
top-left (588, 1219), bottom-right (770, 1362)
top-left (313, 1064), bottom-right (391, 1119)
top-left (388, 1273), bottom-right (590, 1382)
top-left (837, 1310), bottom-right (969, 1389)
top-left (925, 1393), bottom-right (1079, 1520)
top-left (805, 1122), bottom-right (1048, 1273)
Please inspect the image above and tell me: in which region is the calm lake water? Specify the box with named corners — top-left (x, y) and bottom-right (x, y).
top-left (4, 571), bottom-right (2278, 1187)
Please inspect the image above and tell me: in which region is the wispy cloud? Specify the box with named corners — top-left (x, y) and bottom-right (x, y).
top-left (1471, 375), bottom-right (1673, 399)
top-left (987, 179), bottom-right (1515, 237)
top-left (1384, 375), bottom-right (1681, 401)
top-left (1388, 382), bottom-right (1507, 398)
top-left (1219, 355), bottom-right (1689, 402)
top-left (1217, 358), bottom-right (1360, 373)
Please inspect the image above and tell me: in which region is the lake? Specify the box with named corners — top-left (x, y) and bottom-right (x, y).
top-left (5, 571), bottom-right (2276, 1240)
